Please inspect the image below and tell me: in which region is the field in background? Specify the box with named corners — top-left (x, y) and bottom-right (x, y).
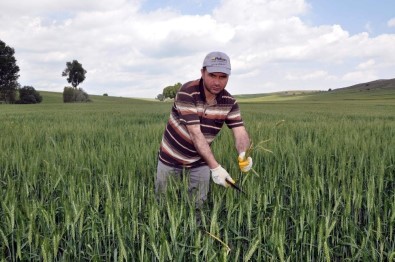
top-left (1, 90), bottom-right (394, 261)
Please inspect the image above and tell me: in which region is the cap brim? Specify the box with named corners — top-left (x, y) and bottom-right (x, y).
top-left (206, 66), bottom-right (231, 75)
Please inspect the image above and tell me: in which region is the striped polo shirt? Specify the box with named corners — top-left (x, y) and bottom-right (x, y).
top-left (158, 78), bottom-right (244, 168)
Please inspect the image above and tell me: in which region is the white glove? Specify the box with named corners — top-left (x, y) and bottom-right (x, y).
top-left (210, 165), bottom-right (235, 187)
top-left (238, 152), bottom-right (253, 172)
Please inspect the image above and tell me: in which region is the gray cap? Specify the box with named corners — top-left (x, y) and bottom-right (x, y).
top-left (202, 51), bottom-right (231, 75)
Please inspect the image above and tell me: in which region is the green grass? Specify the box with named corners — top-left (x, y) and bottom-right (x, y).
top-left (1, 90), bottom-right (394, 261)
top-left (235, 91), bottom-right (321, 102)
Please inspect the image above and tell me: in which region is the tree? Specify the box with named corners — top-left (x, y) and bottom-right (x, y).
top-left (163, 82), bottom-right (181, 99)
top-left (62, 60), bottom-right (87, 88)
top-left (17, 86), bottom-right (42, 104)
top-left (156, 93), bottom-right (165, 101)
top-left (0, 39), bottom-right (20, 103)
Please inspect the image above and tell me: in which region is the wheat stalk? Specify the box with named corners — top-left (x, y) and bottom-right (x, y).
top-left (204, 230), bottom-right (231, 255)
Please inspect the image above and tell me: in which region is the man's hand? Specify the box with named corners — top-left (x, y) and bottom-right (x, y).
top-left (238, 152), bottom-right (253, 172)
top-left (210, 165), bottom-right (235, 187)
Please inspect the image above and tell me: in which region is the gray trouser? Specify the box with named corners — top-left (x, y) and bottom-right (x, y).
top-left (155, 160), bottom-right (210, 207)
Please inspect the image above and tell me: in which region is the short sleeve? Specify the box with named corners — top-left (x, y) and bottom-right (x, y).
top-left (225, 101), bottom-right (244, 128)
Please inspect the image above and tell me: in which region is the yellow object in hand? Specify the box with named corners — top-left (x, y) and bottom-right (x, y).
top-left (238, 152), bottom-right (253, 172)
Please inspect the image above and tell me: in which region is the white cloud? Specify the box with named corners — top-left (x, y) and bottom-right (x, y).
top-left (357, 59), bottom-right (375, 70)
top-left (0, 0), bottom-right (394, 97)
top-left (388, 18), bottom-right (395, 28)
top-left (342, 70), bottom-right (377, 83)
top-left (0, 0), bottom-right (137, 15)
top-left (286, 70), bottom-right (333, 81)
top-left (213, 0), bottom-right (310, 24)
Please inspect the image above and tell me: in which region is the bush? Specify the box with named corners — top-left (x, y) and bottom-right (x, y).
top-left (17, 86), bottom-right (42, 104)
top-left (63, 86), bottom-right (90, 103)
top-left (156, 93), bottom-right (165, 101)
top-left (63, 86), bottom-right (74, 102)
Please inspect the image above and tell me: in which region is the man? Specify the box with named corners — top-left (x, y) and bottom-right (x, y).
top-left (156, 51), bottom-right (253, 206)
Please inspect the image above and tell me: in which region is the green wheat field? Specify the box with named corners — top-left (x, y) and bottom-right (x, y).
top-left (1, 89), bottom-right (394, 261)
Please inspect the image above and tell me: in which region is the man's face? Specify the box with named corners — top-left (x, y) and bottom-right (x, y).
top-left (201, 69), bottom-right (229, 96)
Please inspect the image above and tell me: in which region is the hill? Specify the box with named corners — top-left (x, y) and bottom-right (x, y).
top-left (302, 78), bottom-right (395, 103)
top-left (235, 78), bottom-right (395, 103)
top-left (334, 78), bottom-right (395, 92)
top-left (33, 77), bottom-right (394, 104)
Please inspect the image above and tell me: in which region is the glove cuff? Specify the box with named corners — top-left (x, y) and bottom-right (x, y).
top-left (238, 152), bottom-right (246, 161)
top-left (210, 165), bottom-right (221, 172)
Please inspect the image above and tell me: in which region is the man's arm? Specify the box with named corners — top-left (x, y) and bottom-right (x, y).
top-left (232, 126), bottom-right (251, 154)
top-left (185, 124), bottom-right (219, 169)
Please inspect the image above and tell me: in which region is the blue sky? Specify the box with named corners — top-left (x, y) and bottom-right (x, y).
top-left (0, 0), bottom-right (394, 98)
top-left (305, 0), bottom-right (395, 36)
